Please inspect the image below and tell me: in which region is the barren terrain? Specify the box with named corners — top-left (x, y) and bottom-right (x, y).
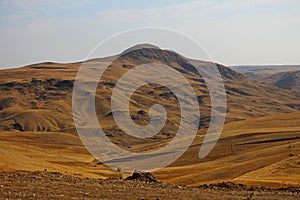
top-left (1, 112), bottom-right (299, 188)
top-left (0, 171), bottom-right (299, 200)
top-left (0, 45), bottom-right (299, 199)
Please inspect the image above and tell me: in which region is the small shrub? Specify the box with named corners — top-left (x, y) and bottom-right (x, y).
top-left (117, 167), bottom-right (121, 173)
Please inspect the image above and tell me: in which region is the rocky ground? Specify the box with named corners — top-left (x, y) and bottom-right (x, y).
top-left (0, 171), bottom-right (299, 200)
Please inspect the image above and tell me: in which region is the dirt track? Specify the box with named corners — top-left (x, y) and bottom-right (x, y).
top-left (0, 171), bottom-right (299, 200)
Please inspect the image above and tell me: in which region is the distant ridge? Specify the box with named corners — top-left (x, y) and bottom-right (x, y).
top-left (260, 70), bottom-right (300, 94)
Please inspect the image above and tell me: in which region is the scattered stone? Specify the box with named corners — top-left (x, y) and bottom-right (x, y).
top-left (0, 170), bottom-right (298, 199)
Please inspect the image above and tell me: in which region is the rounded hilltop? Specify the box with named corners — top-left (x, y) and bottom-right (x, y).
top-left (121, 43), bottom-right (160, 54)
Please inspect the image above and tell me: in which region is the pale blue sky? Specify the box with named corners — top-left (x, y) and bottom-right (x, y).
top-left (0, 0), bottom-right (299, 69)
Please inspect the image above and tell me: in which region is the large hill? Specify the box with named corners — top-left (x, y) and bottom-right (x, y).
top-left (1, 45), bottom-right (299, 135)
top-left (0, 44), bottom-right (299, 187)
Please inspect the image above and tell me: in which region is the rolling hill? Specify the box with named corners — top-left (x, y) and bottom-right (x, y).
top-left (0, 111), bottom-right (299, 187)
top-left (259, 70), bottom-right (300, 95)
top-left (1, 45), bottom-right (299, 136)
top-left (231, 65), bottom-right (300, 81)
top-left (0, 44), bottom-right (299, 188)
top-left (232, 65), bottom-right (300, 96)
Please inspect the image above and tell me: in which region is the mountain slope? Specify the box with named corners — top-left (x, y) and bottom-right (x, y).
top-left (231, 65), bottom-right (300, 81)
top-left (0, 45), bottom-right (299, 146)
top-left (259, 70), bottom-right (300, 95)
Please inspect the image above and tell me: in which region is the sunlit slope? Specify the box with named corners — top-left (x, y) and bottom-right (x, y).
top-left (0, 131), bottom-right (118, 179)
top-left (0, 112), bottom-right (299, 187)
top-left (154, 112), bottom-right (300, 187)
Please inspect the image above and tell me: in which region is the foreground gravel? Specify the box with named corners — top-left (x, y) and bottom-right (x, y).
top-left (0, 171), bottom-right (299, 200)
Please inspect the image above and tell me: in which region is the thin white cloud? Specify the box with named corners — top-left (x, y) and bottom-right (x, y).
top-left (95, 0), bottom-right (300, 65)
top-left (0, 0), bottom-right (299, 68)
top-left (97, 0), bottom-right (298, 23)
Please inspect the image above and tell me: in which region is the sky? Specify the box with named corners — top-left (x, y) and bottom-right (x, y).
top-left (0, 0), bottom-right (299, 69)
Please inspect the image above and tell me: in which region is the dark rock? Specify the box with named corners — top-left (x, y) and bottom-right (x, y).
top-left (101, 82), bottom-right (116, 87)
top-left (31, 78), bottom-right (42, 84)
top-left (12, 118), bottom-right (24, 132)
top-left (137, 110), bottom-right (147, 116)
top-left (54, 80), bottom-right (74, 90)
top-left (125, 171), bottom-right (157, 182)
top-left (122, 64), bottom-right (134, 69)
top-left (0, 82), bottom-right (17, 87)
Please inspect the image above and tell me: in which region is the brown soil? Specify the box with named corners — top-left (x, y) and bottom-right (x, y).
top-left (0, 171), bottom-right (299, 200)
